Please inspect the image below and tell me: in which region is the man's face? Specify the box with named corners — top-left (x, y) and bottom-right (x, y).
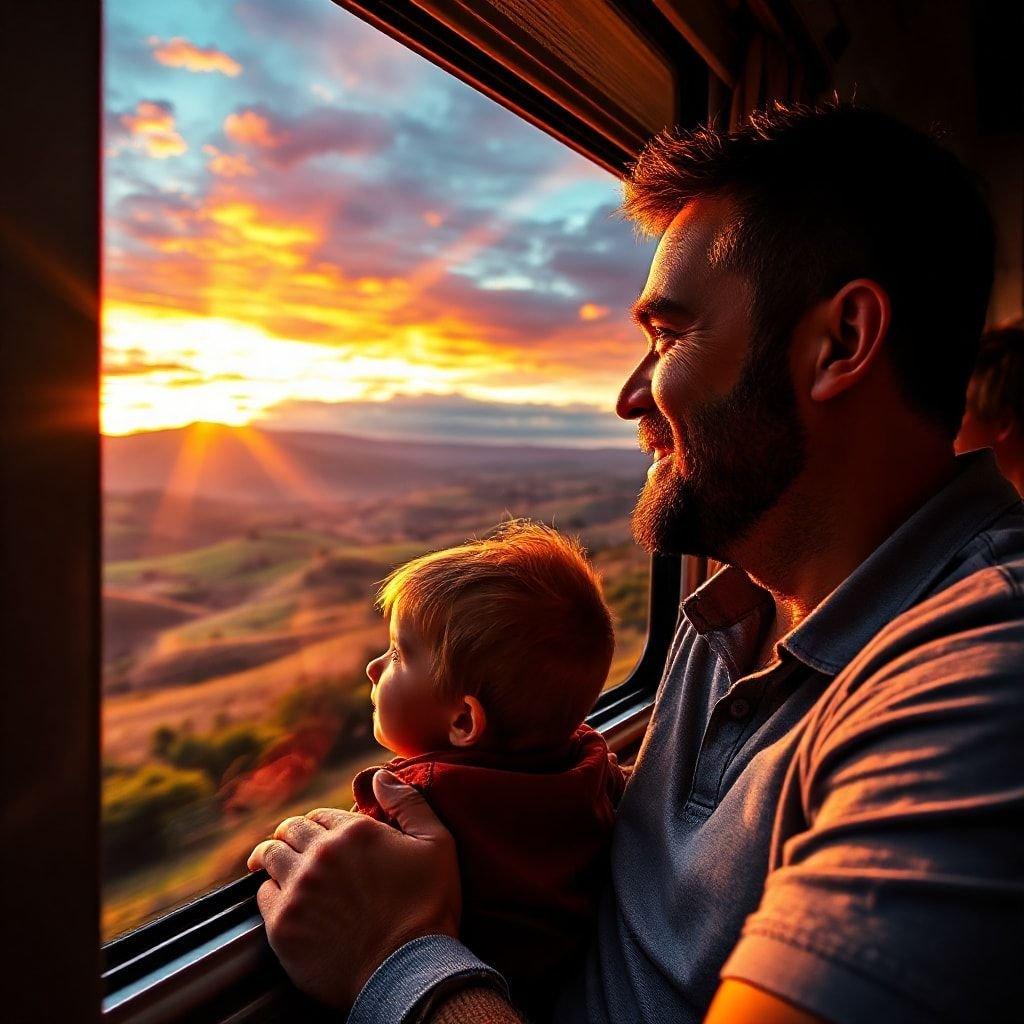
top-left (617, 198), bottom-right (807, 559)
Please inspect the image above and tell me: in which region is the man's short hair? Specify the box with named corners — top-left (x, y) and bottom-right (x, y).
top-left (622, 101), bottom-right (995, 436)
top-left (966, 322), bottom-right (1024, 430)
top-left (376, 520), bottom-right (614, 750)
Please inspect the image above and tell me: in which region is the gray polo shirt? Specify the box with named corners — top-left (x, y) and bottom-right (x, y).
top-left (348, 449), bottom-right (1024, 1024)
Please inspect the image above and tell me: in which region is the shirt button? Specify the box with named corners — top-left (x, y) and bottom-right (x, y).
top-left (729, 698), bottom-right (751, 721)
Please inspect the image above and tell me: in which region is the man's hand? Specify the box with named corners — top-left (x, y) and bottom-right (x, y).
top-left (247, 770), bottom-right (461, 1010)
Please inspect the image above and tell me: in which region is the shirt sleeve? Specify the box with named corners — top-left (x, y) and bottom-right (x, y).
top-left (722, 568), bottom-right (1024, 1024)
top-left (347, 935), bottom-right (509, 1024)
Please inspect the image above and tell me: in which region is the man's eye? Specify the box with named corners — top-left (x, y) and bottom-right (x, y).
top-left (651, 328), bottom-right (680, 355)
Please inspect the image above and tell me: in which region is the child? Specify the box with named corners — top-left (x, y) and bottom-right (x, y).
top-left (351, 521), bottom-right (625, 1017)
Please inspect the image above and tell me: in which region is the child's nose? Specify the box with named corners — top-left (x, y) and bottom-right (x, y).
top-left (366, 655), bottom-right (383, 683)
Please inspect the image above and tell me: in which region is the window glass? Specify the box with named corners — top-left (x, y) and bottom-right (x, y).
top-left (103, 0), bottom-right (657, 940)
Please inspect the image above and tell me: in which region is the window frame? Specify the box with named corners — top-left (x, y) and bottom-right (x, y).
top-left (0, 2), bottom-right (710, 1022)
top-left (332, 0), bottom-right (709, 174)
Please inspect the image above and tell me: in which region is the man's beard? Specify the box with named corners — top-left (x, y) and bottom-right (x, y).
top-left (631, 333), bottom-right (807, 559)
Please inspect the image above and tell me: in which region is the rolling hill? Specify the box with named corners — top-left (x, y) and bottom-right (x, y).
top-left (103, 423), bottom-right (648, 503)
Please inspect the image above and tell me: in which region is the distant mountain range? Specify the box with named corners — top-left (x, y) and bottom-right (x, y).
top-left (103, 423), bottom-right (648, 503)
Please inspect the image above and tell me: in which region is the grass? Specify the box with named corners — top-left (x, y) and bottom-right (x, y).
top-left (169, 596), bottom-right (300, 643)
top-left (105, 530), bottom-right (337, 588)
top-left (102, 618), bottom-right (387, 764)
top-left (606, 629), bottom-right (646, 688)
top-left (336, 538), bottom-right (458, 568)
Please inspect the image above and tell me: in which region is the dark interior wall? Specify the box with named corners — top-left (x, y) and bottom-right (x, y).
top-left (980, 133), bottom-right (1024, 324)
top-left (0, 2), bottom-right (102, 1021)
top-left (969, 0), bottom-right (1024, 324)
top-left (795, 0), bottom-right (1023, 324)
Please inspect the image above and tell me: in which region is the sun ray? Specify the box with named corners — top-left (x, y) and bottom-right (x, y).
top-left (146, 421), bottom-right (214, 553)
top-left (401, 158), bottom-right (592, 302)
top-left (3, 214), bottom-right (97, 321)
top-left (232, 425), bottom-right (326, 506)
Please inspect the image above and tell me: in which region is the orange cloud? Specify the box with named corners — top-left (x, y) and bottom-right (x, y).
top-left (422, 210), bottom-right (444, 228)
top-left (579, 303), bottom-right (610, 321)
top-left (224, 110), bottom-right (280, 148)
top-left (220, 106), bottom-right (391, 168)
top-left (125, 197), bottom-right (321, 277)
top-left (109, 187), bottom-right (636, 376)
top-left (145, 134), bottom-right (189, 158)
top-left (150, 36), bottom-right (242, 77)
top-left (103, 173), bottom-right (643, 438)
top-left (203, 145), bottom-right (256, 178)
top-left (119, 100), bottom-right (187, 158)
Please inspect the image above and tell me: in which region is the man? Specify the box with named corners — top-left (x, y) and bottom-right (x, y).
top-left (956, 322), bottom-right (1024, 495)
top-left (248, 103), bottom-right (1024, 1023)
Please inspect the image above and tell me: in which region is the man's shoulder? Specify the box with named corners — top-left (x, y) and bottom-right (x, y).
top-left (808, 548), bottom-right (1024, 755)
top-left (850, 497), bottom-right (1024, 669)
top-left (923, 500), bottom-right (1024, 601)
top-left (896, 506), bottom-right (1024, 643)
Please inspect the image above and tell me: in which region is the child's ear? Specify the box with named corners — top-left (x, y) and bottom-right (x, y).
top-left (449, 695), bottom-right (487, 747)
top-left (994, 416), bottom-right (1017, 445)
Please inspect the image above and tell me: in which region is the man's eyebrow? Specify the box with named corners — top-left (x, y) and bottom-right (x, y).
top-left (630, 295), bottom-right (692, 329)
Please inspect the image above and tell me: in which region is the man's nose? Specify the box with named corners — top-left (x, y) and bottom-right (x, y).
top-left (616, 355), bottom-right (654, 421)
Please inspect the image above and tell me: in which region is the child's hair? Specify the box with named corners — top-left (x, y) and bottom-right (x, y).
top-left (966, 322), bottom-right (1024, 431)
top-left (376, 520), bottom-right (615, 751)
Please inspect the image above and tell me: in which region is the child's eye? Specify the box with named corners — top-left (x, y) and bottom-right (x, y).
top-left (389, 648), bottom-right (400, 663)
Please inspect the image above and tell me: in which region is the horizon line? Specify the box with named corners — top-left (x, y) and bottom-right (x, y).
top-left (102, 419), bottom-right (641, 452)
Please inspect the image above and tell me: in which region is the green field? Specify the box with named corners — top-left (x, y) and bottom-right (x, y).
top-left (105, 530), bottom-right (339, 590)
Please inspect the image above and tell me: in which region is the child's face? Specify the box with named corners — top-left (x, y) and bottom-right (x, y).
top-left (365, 606), bottom-right (455, 757)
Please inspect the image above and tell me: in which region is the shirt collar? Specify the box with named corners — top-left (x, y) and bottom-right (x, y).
top-left (682, 450), bottom-right (1021, 676)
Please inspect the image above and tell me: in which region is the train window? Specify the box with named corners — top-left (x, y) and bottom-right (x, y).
top-left (102, 0), bottom-right (659, 941)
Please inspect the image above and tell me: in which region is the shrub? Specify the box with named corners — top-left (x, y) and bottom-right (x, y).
top-left (606, 572), bottom-right (649, 633)
top-left (151, 722), bottom-right (281, 784)
top-left (275, 664), bottom-right (376, 765)
top-left (102, 763), bottom-right (214, 876)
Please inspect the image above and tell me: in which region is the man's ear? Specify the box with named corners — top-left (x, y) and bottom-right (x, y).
top-left (809, 278), bottom-right (891, 403)
top-left (448, 695), bottom-right (487, 747)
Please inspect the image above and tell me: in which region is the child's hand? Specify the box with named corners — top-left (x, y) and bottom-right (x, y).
top-left (247, 770), bottom-right (461, 1010)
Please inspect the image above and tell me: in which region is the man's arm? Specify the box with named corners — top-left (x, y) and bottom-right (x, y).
top-left (715, 579), bottom-right (1024, 1023)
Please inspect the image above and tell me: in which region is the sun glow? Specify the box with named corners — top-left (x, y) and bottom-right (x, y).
top-left (101, 6), bottom-right (647, 443)
top-left (102, 304), bottom-right (477, 435)
top-left (102, 302), bottom-right (622, 436)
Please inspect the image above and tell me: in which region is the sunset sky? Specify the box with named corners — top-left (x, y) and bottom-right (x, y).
top-left (104, 0), bottom-right (657, 445)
